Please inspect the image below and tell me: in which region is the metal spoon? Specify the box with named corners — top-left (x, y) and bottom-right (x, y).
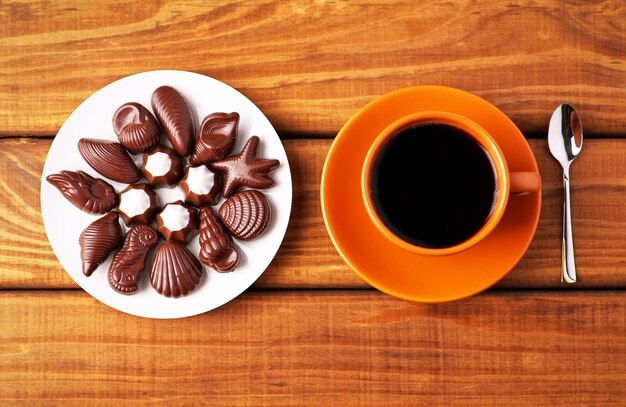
top-left (548, 104), bottom-right (583, 283)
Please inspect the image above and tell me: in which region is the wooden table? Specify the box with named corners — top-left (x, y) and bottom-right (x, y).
top-left (1, 1), bottom-right (625, 405)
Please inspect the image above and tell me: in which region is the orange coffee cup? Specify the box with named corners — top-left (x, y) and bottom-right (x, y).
top-left (361, 111), bottom-right (541, 256)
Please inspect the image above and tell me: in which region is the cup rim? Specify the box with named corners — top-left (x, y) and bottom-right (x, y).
top-left (361, 111), bottom-right (510, 256)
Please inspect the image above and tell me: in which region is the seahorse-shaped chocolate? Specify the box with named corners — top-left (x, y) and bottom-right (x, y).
top-left (108, 224), bottom-right (158, 295)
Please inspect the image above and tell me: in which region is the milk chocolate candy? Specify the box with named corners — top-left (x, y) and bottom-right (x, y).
top-left (113, 102), bottom-right (161, 154)
top-left (219, 190), bottom-right (271, 240)
top-left (155, 201), bottom-right (199, 242)
top-left (198, 206), bottom-right (239, 272)
top-left (79, 212), bottom-right (123, 276)
top-left (179, 165), bottom-right (222, 207)
top-left (117, 184), bottom-right (160, 225)
top-left (151, 86), bottom-right (195, 157)
top-left (150, 240), bottom-right (203, 298)
top-left (47, 170), bottom-right (118, 214)
top-left (108, 224), bottom-right (159, 295)
top-left (78, 138), bottom-right (141, 184)
top-left (211, 136), bottom-right (280, 197)
top-left (189, 112), bottom-right (239, 166)
top-left (140, 146), bottom-right (184, 187)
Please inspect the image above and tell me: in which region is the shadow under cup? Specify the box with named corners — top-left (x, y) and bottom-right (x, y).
top-left (361, 112), bottom-right (541, 257)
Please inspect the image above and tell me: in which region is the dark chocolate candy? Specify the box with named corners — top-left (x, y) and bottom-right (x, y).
top-left (151, 86), bottom-right (195, 157)
top-left (150, 240), bottom-right (203, 297)
top-left (79, 212), bottom-right (123, 276)
top-left (155, 201), bottom-right (199, 242)
top-left (117, 184), bottom-right (160, 225)
top-left (219, 190), bottom-right (271, 241)
top-left (211, 136), bottom-right (279, 197)
top-left (47, 170), bottom-right (118, 214)
top-left (198, 206), bottom-right (239, 272)
top-left (113, 102), bottom-right (161, 154)
top-left (78, 138), bottom-right (141, 184)
top-left (140, 146), bottom-right (184, 187)
top-left (108, 224), bottom-right (159, 295)
top-left (189, 112), bottom-right (239, 166)
top-left (179, 165), bottom-right (222, 207)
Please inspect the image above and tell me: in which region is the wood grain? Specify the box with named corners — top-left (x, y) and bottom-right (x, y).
top-left (1, 137), bottom-right (625, 290)
top-left (0, 290), bottom-right (624, 406)
top-left (1, 0), bottom-right (625, 136)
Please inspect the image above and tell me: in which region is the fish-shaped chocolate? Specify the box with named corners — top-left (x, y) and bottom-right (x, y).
top-left (46, 170), bottom-right (118, 214)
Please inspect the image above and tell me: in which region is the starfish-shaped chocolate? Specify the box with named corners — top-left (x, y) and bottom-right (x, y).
top-left (211, 136), bottom-right (280, 197)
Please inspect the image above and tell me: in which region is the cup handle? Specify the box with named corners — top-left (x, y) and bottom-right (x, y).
top-left (510, 172), bottom-right (541, 194)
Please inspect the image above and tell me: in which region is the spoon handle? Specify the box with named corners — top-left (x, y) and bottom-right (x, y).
top-left (562, 174), bottom-right (577, 283)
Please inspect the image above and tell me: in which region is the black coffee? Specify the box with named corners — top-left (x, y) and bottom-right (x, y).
top-left (370, 123), bottom-right (496, 248)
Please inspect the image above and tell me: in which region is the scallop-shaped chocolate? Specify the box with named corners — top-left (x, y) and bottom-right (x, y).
top-left (78, 138), bottom-right (141, 183)
top-left (199, 206), bottom-right (239, 272)
top-left (79, 212), bottom-right (123, 276)
top-left (189, 112), bottom-right (239, 166)
top-left (108, 224), bottom-right (159, 295)
top-left (47, 170), bottom-right (118, 214)
top-left (218, 190), bottom-right (271, 240)
top-left (150, 241), bottom-right (203, 298)
top-left (151, 86), bottom-right (195, 157)
top-left (113, 102), bottom-right (161, 154)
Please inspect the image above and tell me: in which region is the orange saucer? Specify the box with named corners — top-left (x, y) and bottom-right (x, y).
top-left (321, 86), bottom-right (541, 302)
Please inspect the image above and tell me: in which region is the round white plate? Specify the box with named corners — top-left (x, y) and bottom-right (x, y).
top-left (41, 70), bottom-right (292, 319)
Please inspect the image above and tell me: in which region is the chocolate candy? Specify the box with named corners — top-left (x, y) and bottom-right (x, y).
top-left (108, 224), bottom-right (159, 295)
top-left (117, 184), bottom-right (160, 225)
top-left (189, 112), bottom-right (239, 166)
top-left (211, 136), bottom-right (280, 197)
top-left (151, 86), bottom-right (195, 157)
top-left (155, 201), bottom-right (199, 241)
top-left (79, 212), bottom-right (123, 276)
top-left (199, 206), bottom-right (239, 272)
top-left (113, 102), bottom-right (161, 154)
top-left (219, 190), bottom-right (271, 240)
top-left (47, 170), bottom-right (118, 214)
top-left (179, 165), bottom-right (222, 207)
top-left (150, 240), bottom-right (203, 297)
top-left (140, 146), bottom-right (184, 187)
top-left (78, 138), bottom-right (141, 184)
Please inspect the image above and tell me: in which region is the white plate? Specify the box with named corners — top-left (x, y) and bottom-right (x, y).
top-left (41, 70), bottom-right (292, 319)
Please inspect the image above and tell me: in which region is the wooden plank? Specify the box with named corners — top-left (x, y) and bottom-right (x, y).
top-left (1, 1), bottom-right (625, 136)
top-left (0, 290), bottom-right (624, 406)
top-left (0, 137), bottom-right (625, 290)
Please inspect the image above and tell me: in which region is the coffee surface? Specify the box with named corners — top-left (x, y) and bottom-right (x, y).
top-left (370, 123), bottom-right (496, 248)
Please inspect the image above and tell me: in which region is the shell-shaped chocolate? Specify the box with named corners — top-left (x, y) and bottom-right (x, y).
top-left (151, 86), bottom-right (195, 157)
top-left (189, 112), bottom-right (239, 166)
top-left (199, 206), bottom-right (239, 272)
top-left (218, 190), bottom-right (271, 240)
top-left (108, 224), bottom-right (158, 295)
top-left (79, 212), bottom-right (123, 276)
top-left (78, 138), bottom-right (141, 183)
top-left (47, 170), bottom-right (118, 214)
top-left (113, 102), bottom-right (161, 154)
top-left (150, 241), bottom-right (203, 298)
